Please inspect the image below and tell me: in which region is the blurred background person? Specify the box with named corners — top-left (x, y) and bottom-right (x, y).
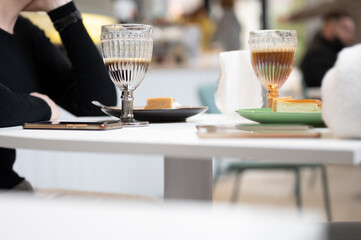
top-left (212, 0), bottom-right (241, 51)
top-left (300, 11), bottom-right (355, 88)
top-left (182, 0), bottom-right (216, 51)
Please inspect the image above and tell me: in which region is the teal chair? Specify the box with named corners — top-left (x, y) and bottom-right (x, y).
top-left (198, 83), bottom-right (220, 114)
top-left (198, 83), bottom-right (332, 221)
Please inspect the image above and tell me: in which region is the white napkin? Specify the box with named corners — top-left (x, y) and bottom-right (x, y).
top-left (215, 50), bottom-right (263, 117)
top-left (321, 44), bottom-right (361, 138)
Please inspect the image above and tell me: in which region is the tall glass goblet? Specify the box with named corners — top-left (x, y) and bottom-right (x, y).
top-left (249, 30), bottom-right (297, 108)
top-left (101, 24), bottom-right (153, 126)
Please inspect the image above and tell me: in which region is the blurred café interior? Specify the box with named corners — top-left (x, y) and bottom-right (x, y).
top-left (1, 0), bottom-right (361, 239)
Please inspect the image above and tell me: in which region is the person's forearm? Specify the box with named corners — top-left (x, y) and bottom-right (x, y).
top-left (45, 0), bottom-right (72, 12)
top-left (46, 2), bottom-right (116, 115)
top-left (23, 0), bottom-right (72, 13)
top-left (0, 85), bottom-right (51, 127)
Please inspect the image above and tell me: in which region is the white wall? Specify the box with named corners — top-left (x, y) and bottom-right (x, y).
top-left (14, 151), bottom-right (164, 197)
top-left (135, 68), bottom-right (219, 106)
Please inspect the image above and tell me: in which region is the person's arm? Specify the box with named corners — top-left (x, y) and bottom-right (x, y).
top-left (24, 0), bottom-right (72, 12)
top-left (29, 1), bottom-right (117, 116)
top-left (29, 92), bottom-right (60, 120)
top-left (0, 84), bottom-right (51, 127)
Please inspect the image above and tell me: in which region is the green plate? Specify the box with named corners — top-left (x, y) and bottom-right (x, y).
top-left (236, 108), bottom-right (324, 126)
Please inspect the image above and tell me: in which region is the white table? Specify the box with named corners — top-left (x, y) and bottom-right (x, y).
top-left (0, 115), bottom-right (360, 201)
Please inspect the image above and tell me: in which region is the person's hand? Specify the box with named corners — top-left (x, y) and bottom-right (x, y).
top-left (23, 0), bottom-right (72, 12)
top-left (30, 92), bottom-right (60, 120)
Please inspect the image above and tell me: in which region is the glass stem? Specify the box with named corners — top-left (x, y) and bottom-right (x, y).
top-left (267, 87), bottom-right (278, 108)
top-left (121, 91), bottom-right (134, 120)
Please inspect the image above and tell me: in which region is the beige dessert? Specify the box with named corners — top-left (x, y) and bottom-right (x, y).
top-left (272, 98), bottom-right (322, 112)
top-left (144, 97), bottom-right (176, 109)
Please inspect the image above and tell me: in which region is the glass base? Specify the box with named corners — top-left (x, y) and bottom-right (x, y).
top-left (119, 118), bottom-right (149, 127)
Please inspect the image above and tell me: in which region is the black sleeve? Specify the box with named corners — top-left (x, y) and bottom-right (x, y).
top-left (34, 2), bottom-right (116, 116)
top-left (301, 48), bottom-right (337, 88)
top-left (0, 83), bottom-right (51, 127)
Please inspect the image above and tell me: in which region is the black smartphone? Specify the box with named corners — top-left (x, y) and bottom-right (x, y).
top-left (23, 120), bottom-right (123, 130)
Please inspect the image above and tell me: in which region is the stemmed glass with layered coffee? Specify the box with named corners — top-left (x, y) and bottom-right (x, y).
top-left (101, 24), bottom-right (153, 126)
top-left (249, 30), bottom-right (297, 108)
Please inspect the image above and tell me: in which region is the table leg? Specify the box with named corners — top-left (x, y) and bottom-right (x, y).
top-left (164, 157), bottom-right (212, 201)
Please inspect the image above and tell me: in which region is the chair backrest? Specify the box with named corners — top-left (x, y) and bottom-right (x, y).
top-left (198, 83), bottom-right (220, 113)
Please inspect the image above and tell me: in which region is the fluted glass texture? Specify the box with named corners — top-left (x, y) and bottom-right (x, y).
top-left (101, 24), bottom-right (153, 92)
top-left (249, 30), bottom-right (297, 107)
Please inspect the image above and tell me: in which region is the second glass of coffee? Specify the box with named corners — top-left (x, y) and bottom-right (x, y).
top-left (249, 30), bottom-right (297, 108)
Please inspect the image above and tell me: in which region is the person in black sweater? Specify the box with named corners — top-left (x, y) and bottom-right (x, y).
top-left (300, 12), bottom-right (355, 88)
top-left (0, 0), bottom-right (117, 191)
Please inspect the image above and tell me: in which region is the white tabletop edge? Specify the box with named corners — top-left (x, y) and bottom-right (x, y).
top-left (1, 116), bottom-right (361, 165)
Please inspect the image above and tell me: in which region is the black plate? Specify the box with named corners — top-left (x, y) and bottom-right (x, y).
top-left (101, 106), bottom-right (208, 123)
